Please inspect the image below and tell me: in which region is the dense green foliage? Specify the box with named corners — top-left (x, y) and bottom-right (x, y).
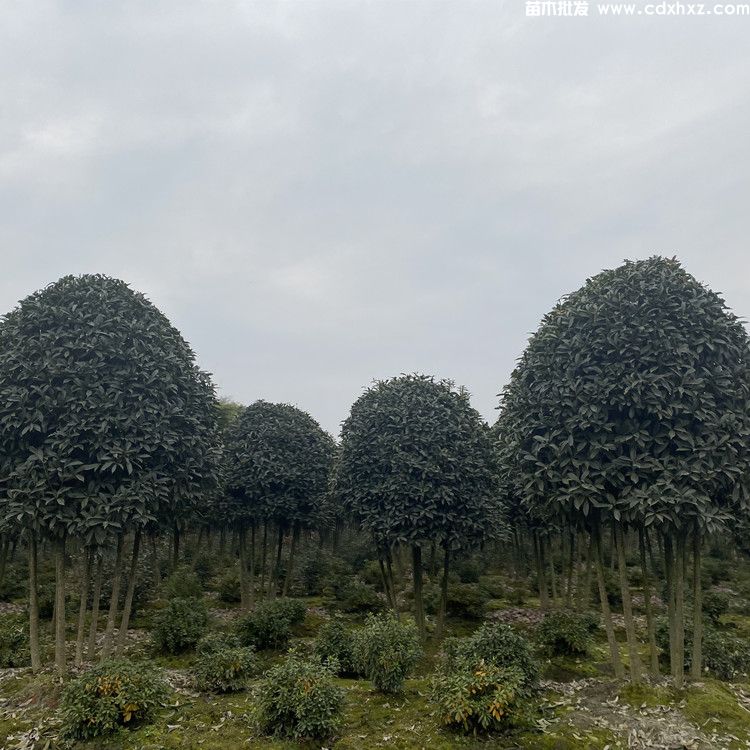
top-left (0, 612), bottom-right (29, 667)
top-left (151, 597), bottom-right (209, 654)
top-left (537, 610), bottom-right (597, 656)
top-left (236, 598), bottom-right (306, 650)
top-left (351, 613), bottom-right (422, 693)
top-left (60, 659), bottom-right (168, 740)
top-left (336, 374), bottom-right (503, 550)
top-left (0, 274), bottom-right (221, 544)
top-left (313, 617), bottom-right (360, 676)
top-left (256, 649), bottom-right (344, 740)
top-left (192, 637), bottom-right (257, 693)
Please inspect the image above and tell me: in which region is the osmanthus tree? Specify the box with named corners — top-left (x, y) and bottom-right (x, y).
top-left (223, 400), bottom-right (336, 608)
top-left (335, 374), bottom-right (504, 638)
top-left (496, 257), bottom-right (750, 687)
top-left (0, 274), bottom-right (222, 673)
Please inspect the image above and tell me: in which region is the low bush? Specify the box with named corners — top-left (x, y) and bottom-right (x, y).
top-left (192, 554), bottom-right (215, 585)
top-left (443, 622), bottom-right (539, 694)
top-left (298, 549), bottom-right (352, 596)
top-left (151, 597), bottom-right (208, 654)
top-left (0, 612), bottom-right (29, 667)
top-left (313, 618), bottom-right (359, 676)
top-left (237, 598), bottom-right (306, 650)
top-left (656, 618), bottom-right (750, 679)
top-left (0, 565), bottom-right (26, 601)
top-left (351, 613), bottom-right (421, 693)
top-left (218, 571), bottom-right (242, 603)
top-left (163, 567), bottom-right (203, 600)
top-left (703, 591), bottom-right (730, 624)
top-left (60, 659), bottom-right (168, 740)
top-left (334, 578), bottom-right (384, 614)
top-left (192, 638), bottom-right (257, 693)
top-left (456, 557), bottom-right (482, 584)
top-left (537, 610), bottom-right (595, 656)
top-left (196, 631), bottom-right (241, 655)
top-left (257, 649), bottom-right (344, 740)
top-left (432, 658), bottom-right (528, 733)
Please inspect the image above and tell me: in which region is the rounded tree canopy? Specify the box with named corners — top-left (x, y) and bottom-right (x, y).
top-left (0, 274), bottom-right (221, 545)
top-left (223, 400), bottom-right (336, 529)
top-left (335, 373), bottom-right (503, 549)
top-left (497, 256), bottom-right (750, 533)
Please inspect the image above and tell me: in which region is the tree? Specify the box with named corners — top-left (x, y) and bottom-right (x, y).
top-left (223, 400), bottom-right (335, 608)
top-left (335, 374), bottom-right (503, 638)
top-left (496, 257), bottom-right (750, 685)
top-left (0, 274), bottom-right (221, 672)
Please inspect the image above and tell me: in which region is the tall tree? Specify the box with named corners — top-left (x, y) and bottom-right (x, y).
top-left (496, 257), bottom-right (750, 685)
top-left (0, 274), bottom-right (221, 671)
top-left (223, 400), bottom-right (335, 608)
top-left (335, 374), bottom-right (504, 638)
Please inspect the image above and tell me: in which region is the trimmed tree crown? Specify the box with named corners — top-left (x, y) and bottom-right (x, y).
top-left (335, 373), bottom-right (503, 548)
top-left (223, 400), bottom-right (335, 528)
top-left (0, 274), bottom-right (221, 544)
top-left (497, 256), bottom-right (750, 532)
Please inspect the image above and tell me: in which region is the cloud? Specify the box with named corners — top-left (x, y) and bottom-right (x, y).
top-left (1, 0), bottom-right (748, 433)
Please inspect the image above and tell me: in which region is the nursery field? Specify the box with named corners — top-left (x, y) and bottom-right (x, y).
top-left (2, 531), bottom-right (750, 750)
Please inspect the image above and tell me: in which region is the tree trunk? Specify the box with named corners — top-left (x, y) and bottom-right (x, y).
top-left (54, 536), bottom-right (67, 675)
top-left (639, 527), bottom-right (659, 675)
top-left (378, 555), bottom-right (395, 612)
top-left (385, 551), bottom-right (400, 621)
top-left (548, 538), bottom-right (558, 605)
top-left (269, 525), bottom-right (284, 599)
top-left (87, 553), bottom-right (104, 659)
top-left (238, 523), bottom-right (250, 610)
top-left (260, 521), bottom-right (268, 598)
top-left (28, 534), bottom-right (41, 672)
top-left (74, 547), bottom-right (92, 666)
top-left (412, 544), bottom-right (425, 639)
top-left (691, 526), bottom-right (703, 680)
top-left (614, 524), bottom-right (642, 683)
top-left (582, 532), bottom-right (593, 610)
top-left (593, 525), bottom-right (624, 678)
top-left (101, 534), bottom-right (124, 660)
top-left (282, 524), bottom-right (300, 597)
top-left (116, 528), bottom-right (142, 656)
top-left (172, 523), bottom-right (180, 570)
top-left (674, 531), bottom-right (686, 689)
top-left (249, 521), bottom-right (256, 609)
top-left (664, 534), bottom-right (677, 679)
top-left (0, 534), bottom-right (9, 589)
top-left (534, 534), bottom-right (549, 610)
top-left (436, 545), bottom-right (450, 640)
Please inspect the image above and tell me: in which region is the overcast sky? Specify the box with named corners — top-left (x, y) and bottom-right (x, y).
top-left (1, 1), bottom-right (749, 435)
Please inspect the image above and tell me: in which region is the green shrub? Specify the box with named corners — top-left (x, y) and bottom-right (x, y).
top-left (60, 659), bottom-right (168, 740)
top-left (192, 554), bottom-right (215, 585)
top-left (218, 571), bottom-right (242, 603)
top-left (432, 658), bottom-right (527, 733)
top-left (313, 618), bottom-right (359, 676)
top-left (656, 618), bottom-right (750, 679)
top-left (298, 549), bottom-right (351, 596)
top-left (478, 575), bottom-right (506, 599)
top-left (192, 640), bottom-right (257, 693)
top-left (163, 567), bottom-right (203, 600)
top-left (335, 579), bottom-right (384, 614)
top-left (537, 611), bottom-right (595, 656)
top-left (196, 631), bottom-right (241, 655)
top-left (703, 558), bottom-right (731, 586)
top-left (151, 597), bottom-right (208, 654)
top-left (0, 565), bottom-right (26, 601)
top-left (236, 598), bottom-right (306, 650)
top-left (0, 612), bottom-right (29, 667)
top-left (443, 622), bottom-right (539, 694)
top-left (703, 591), bottom-right (730, 624)
top-left (456, 558), bottom-right (482, 584)
top-left (257, 649), bottom-right (344, 740)
top-left (352, 614), bottom-right (421, 693)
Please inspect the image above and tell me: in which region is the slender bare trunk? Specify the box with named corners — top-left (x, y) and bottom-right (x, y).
top-left (412, 544), bottom-right (425, 639)
top-left (101, 534), bottom-right (124, 660)
top-left (593, 524), bottom-right (624, 678)
top-left (282, 524), bottom-right (300, 597)
top-left (639, 528), bottom-right (659, 675)
top-left (238, 523), bottom-right (250, 610)
top-left (87, 553), bottom-right (104, 659)
top-left (534, 533), bottom-right (549, 610)
top-left (614, 524), bottom-right (641, 683)
top-left (116, 528), bottom-right (142, 656)
top-left (674, 532), bottom-right (686, 689)
top-left (436, 545), bottom-right (450, 640)
top-left (385, 550), bottom-right (400, 621)
top-left (260, 521), bottom-right (268, 598)
top-left (54, 537), bottom-right (67, 675)
top-left (664, 534), bottom-right (677, 679)
top-left (28, 534), bottom-right (41, 672)
top-left (691, 526), bottom-right (703, 680)
top-left (74, 547), bottom-right (92, 665)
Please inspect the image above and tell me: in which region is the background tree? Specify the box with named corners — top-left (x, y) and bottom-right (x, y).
top-left (0, 274), bottom-right (221, 672)
top-left (335, 374), bottom-right (504, 638)
top-left (223, 400), bottom-right (335, 608)
top-left (496, 257), bottom-right (750, 686)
